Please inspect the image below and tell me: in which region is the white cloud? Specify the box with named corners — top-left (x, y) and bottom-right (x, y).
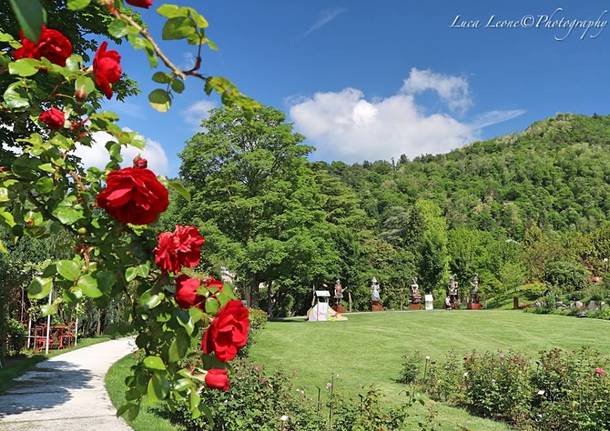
top-left (402, 68), bottom-right (472, 114)
top-left (289, 68), bottom-right (525, 163)
top-left (75, 131), bottom-right (169, 176)
top-left (305, 7), bottom-right (346, 36)
top-left (183, 100), bottom-right (216, 128)
top-left (469, 109), bottom-right (527, 129)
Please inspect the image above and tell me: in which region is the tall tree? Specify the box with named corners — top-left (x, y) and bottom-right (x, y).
top-left (177, 106), bottom-right (340, 316)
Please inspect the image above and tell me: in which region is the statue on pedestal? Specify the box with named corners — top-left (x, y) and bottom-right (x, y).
top-left (333, 279), bottom-right (347, 313)
top-left (469, 274), bottom-right (481, 309)
top-left (447, 274), bottom-right (459, 309)
top-left (409, 277), bottom-right (422, 309)
top-left (370, 277), bottom-right (383, 312)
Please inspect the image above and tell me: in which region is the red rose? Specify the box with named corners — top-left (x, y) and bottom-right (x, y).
top-left (205, 277), bottom-right (223, 292)
top-left (93, 41), bottom-right (122, 99)
top-left (96, 167), bottom-right (168, 225)
top-left (39, 107), bottom-right (65, 129)
top-left (175, 275), bottom-right (203, 309)
top-left (595, 367), bottom-right (606, 377)
top-left (205, 369), bottom-right (230, 391)
top-left (126, 0), bottom-right (153, 8)
top-left (14, 27), bottom-right (72, 66)
top-left (155, 225), bottom-right (205, 273)
top-left (133, 155), bottom-right (148, 169)
top-left (202, 300), bottom-right (249, 362)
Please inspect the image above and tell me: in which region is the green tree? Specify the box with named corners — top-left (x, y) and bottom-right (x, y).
top-left (177, 106), bottom-right (340, 316)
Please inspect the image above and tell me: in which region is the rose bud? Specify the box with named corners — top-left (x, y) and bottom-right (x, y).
top-left (133, 155), bottom-right (148, 169)
top-left (126, 0), bottom-right (154, 8)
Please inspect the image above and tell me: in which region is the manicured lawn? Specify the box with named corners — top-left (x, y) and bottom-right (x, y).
top-left (106, 353), bottom-right (183, 431)
top-left (0, 335), bottom-right (110, 394)
top-left (250, 310), bottom-right (610, 430)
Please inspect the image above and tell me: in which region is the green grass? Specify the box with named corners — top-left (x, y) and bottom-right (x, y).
top-left (105, 353), bottom-right (183, 431)
top-left (249, 310), bottom-right (610, 431)
top-left (0, 335), bottom-right (110, 393)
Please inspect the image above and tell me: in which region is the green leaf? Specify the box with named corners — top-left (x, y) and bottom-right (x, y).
top-left (108, 19), bottom-right (129, 38)
top-left (74, 76), bottom-right (95, 99)
top-left (168, 329), bottom-right (189, 363)
top-left (0, 239), bottom-right (7, 254)
top-left (3, 82), bottom-right (29, 109)
top-left (38, 163), bottom-right (54, 173)
top-left (28, 276), bottom-right (52, 300)
top-left (125, 264), bottom-right (149, 282)
top-left (171, 78), bottom-right (185, 94)
top-left (34, 176), bottom-right (53, 193)
top-left (204, 297), bottom-right (219, 315)
top-left (152, 72), bottom-right (172, 84)
top-left (78, 275), bottom-right (103, 298)
top-left (8, 0), bottom-right (47, 42)
top-left (148, 89), bottom-right (171, 112)
top-left (53, 207), bottom-right (84, 224)
top-left (56, 260), bottom-right (81, 281)
top-left (67, 0), bottom-right (91, 11)
top-left (95, 271), bottom-right (116, 294)
top-left (189, 390), bottom-right (201, 416)
top-left (0, 209), bottom-right (16, 228)
top-left (143, 356), bottom-right (166, 371)
top-left (139, 289), bottom-right (163, 310)
top-left (157, 4), bottom-right (182, 18)
top-left (147, 373), bottom-right (169, 402)
top-left (0, 187), bottom-right (8, 203)
top-left (65, 54), bottom-right (82, 72)
top-left (168, 180), bottom-right (191, 201)
top-left (176, 310), bottom-right (194, 335)
top-left (162, 17), bottom-right (196, 40)
top-left (9, 58), bottom-right (39, 77)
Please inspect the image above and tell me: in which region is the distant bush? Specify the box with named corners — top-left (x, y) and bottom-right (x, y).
top-left (104, 321), bottom-right (135, 339)
top-left (398, 348), bottom-right (610, 430)
top-left (6, 318), bottom-right (27, 355)
top-left (518, 282), bottom-right (547, 300)
top-left (544, 260), bottom-right (589, 292)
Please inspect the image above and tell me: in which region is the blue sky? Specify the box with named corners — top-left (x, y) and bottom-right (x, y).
top-left (97, 1), bottom-right (610, 176)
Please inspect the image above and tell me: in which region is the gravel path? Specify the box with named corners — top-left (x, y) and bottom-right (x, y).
top-left (0, 337), bottom-right (136, 431)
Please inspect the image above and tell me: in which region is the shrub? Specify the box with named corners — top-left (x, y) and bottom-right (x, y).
top-left (6, 318), bottom-right (27, 355)
top-left (531, 348), bottom-right (610, 430)
top-left (398, 350), bottom-right (424, 384)
top-left (332, 387), bottom-right (410, 431)
top-left (421, 351), bottom-right (464, 404)
top-left (544, 260), bottom-right (589, 292)
top-left (238, 308), bottom-right (268, 357)
top-left (166, 359), bottom-right (411, 431)
top-left (462, 351), bottom-right (532, 425)
top-left (399, 347), bottom-right (610, 430)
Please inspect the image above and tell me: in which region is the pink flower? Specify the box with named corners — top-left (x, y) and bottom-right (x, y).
top-left (595, 367), bottom-right (606, 377)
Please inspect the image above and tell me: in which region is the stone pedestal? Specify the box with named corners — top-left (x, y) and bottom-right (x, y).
top-left (332, 304), bottom-right (347, 314)
top-left (468, 303), bottom-right (482, 310)
top-left (371, 301), bottom-right (384, 312)
top-left (408, 303), bottom-right (422, 310)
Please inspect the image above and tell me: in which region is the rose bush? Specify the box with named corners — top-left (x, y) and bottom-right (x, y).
top-left (1, 0), bottom-right (258, 420)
